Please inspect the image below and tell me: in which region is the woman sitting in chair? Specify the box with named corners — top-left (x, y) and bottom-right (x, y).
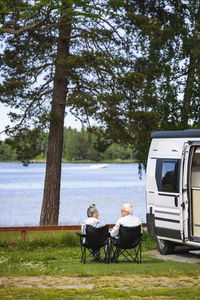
top-left (81, 204), bottom-right (105, 261)
top-left (81, 204), bottom-right (105, 234)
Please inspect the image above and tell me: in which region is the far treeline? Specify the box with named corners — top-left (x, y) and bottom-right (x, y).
top-left (0, 127), bottom-right (135, 162)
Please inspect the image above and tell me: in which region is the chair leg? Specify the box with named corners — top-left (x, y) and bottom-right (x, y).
top-left (114, 245), bottom-right (142, 263)
top-left (120, 249), bottom-right (134, 263)
top-left (113, 247), bottom-right (121, 263)
top-left (83, 247), bottom-right (86, 264)
top-left (80, 242), bottom-right (114, 264)
top-left (81, 250), bottom-right (84, 263)
top-left (104, 244), bottom-right (110, 264)
top-left (107, 240), bottom-right (113, 264)
top-left (87, 249), bottom-right (95, 263)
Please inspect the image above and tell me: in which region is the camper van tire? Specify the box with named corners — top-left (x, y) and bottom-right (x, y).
top-left (157, 238), bottom-right (175, 255)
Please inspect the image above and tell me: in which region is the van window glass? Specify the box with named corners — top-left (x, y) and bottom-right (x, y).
top-left (161, 160), bottom-right (179, 193)
top-left (156, 159), bottom-right (180, 193)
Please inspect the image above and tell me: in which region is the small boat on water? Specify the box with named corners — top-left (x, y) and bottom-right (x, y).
top-left (89, 163), bottom-right (108, 169)
top-left (22, 161), bottom-right (30, 167)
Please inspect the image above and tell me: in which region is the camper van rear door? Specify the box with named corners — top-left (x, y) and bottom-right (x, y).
top-left (183, 142), bottom-right (200, 241)
top-left (182, 142), bottom-right (191, 240)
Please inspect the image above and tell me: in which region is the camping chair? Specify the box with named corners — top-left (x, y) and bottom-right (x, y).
top-left (110, 225), bottom-right (142, 263)
top-left (76, 225), bottom-right (110, 264)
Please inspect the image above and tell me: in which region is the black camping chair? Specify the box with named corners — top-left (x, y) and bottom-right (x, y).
top-left (110, 225), bottom-right (142, 263)
top-left (76, 225), bottom-right (110, 264)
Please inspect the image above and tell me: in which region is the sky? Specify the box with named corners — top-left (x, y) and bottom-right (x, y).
top-left (0, 104), bottom-right (12, 140)
top-left (0, 103), bottom-right (82, 141)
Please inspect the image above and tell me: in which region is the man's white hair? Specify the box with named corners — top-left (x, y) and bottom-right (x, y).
top-left (123, 203), bottom-right (133, 215)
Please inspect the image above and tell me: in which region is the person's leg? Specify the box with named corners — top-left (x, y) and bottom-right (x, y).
top-left (111, 239), bottom-right (120, 261)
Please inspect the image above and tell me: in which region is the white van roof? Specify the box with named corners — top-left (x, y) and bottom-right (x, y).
top-left (152, 129), bottom-right (200, 139)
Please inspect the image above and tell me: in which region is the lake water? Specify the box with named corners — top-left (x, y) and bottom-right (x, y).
top-left (0, 162), bottom-right (146, 227)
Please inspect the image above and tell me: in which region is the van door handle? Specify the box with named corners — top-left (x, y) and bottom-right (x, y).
top-left (181, 202), bottom-right (185, 209)
top-left (174, 196), bottom-right (178, 207)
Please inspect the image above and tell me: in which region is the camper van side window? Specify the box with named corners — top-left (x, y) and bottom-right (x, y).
top-left (156, 159), bottom-right (180, 193)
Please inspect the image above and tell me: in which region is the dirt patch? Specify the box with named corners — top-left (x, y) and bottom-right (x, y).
top-left (96, 275), bottom-right (198, 290)
top-left (0, 275), bottom-right (200, 290)
top-left (148, 249), bottom-right (200, 264)
top-left (0, 276), bottom-right (94, 290)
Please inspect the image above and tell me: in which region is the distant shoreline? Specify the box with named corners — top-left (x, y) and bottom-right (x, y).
top-left (0, 159), bottom-right (137, 164)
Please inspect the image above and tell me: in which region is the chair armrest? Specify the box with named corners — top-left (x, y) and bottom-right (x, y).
top-left (76, 232), bottom-right (86, 237)
top-left (109, 236), bottom-right (119, 245)
top-left (109, 236), bottom-right (117, 240)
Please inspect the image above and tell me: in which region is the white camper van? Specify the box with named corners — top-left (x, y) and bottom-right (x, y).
top-left (146, 129), bottom-right (200, 254)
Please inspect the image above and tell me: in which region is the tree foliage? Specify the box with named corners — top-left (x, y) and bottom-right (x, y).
top-left (119, 0), bottom-right (200, 130)
top-left (0, 141), bottom-right (16, 161)
top-left (62, 127), bottom-right (134, 161)
top-left (0, 127), bottom-right (134, 162)
top-left (6, 128), bottom-right (48, 163)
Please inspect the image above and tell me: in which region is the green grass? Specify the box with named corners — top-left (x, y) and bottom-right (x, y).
top-left (0, 286), bottom-right (200, 300)
top-left (1, 230), bottom-right (200, 299)
top-left (0, 228), bottom-right (155, 250)
top-left (1, 246), bottom-right (200, 277)
top-left (0, 229), bottom-right (79, 248)
top-left (0, 230), bottom-right (199, 277)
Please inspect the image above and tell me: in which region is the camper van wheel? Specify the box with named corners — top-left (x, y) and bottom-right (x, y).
top-left (157, 238), bottom-right (175, 255)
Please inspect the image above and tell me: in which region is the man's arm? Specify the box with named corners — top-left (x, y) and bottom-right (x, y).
top-left (110, 220), bottom-right (121, 237)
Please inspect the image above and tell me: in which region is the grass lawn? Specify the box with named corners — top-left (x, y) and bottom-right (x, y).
top-left (0, 230), bottom-right (200, 299)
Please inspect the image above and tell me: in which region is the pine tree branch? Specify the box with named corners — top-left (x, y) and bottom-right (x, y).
top-left (0, 21), bottom-right (44, 35)
top-left (37, 89), bottom-right (54, 101)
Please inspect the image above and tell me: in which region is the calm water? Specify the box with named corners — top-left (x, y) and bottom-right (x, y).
top-left (0, 162), bottom-right (146, 227)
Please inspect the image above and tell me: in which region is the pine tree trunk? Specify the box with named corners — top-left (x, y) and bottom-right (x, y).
top-left (180, 7), bottom-right (200, 129)
top-left (180, 53), bottom-right (195, 129)
top-left (40, 12), bottom-right (71, 225)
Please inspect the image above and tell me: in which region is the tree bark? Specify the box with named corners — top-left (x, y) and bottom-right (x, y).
top-left (40, 12), bottom-right (71, 225)
top-left (180, 8), bottom-right (200, 129)
top-left (180, 53), bottom-right (195, 129)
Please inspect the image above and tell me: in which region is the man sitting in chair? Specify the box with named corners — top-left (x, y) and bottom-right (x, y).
top-left (81, 204), bottom-right (105, 261)
top-left (110, 203), bottom-right (141, 238)
top-left (110, 203), bottom-right (141, 261)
